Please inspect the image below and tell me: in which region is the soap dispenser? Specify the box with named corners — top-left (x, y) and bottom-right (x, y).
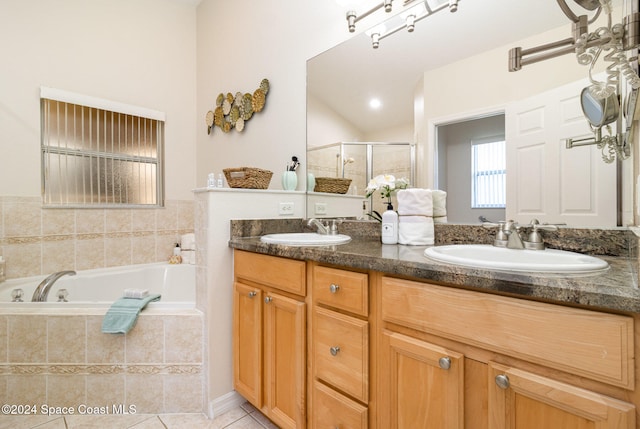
top-left (381, 203), bottom-right (398, 244)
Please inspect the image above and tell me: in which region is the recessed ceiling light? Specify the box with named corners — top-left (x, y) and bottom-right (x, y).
top-left (369, 98), bottom-right (382, 109)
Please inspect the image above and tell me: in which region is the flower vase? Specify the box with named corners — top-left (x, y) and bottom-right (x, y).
top-left (282, 171), bottom-right (298, 191)
top-left (381, 203), bottom-right (398, 244)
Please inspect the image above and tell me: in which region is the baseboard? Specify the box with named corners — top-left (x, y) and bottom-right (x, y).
top-left (207, 391), bottom-right (246, 419)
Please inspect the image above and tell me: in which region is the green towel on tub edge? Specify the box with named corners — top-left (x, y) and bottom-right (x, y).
top-left (101, 294), bottom-right (161, 334)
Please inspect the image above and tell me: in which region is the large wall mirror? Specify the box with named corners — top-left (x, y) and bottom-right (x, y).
top-left (307, 0), bottom-right (636, 227)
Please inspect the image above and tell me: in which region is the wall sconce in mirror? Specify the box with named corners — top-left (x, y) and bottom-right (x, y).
top-left (343, 0), bottom-right (460, 49)
top-left (509, 0), bottom-right (640, 163)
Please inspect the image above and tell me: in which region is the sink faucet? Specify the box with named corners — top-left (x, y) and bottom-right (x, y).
top-left (32, 270), bottom-right (76, 302)
top-left (307, 218), bottom-right (329, 235)
top-left (503, 220), bottom-right (525, 249)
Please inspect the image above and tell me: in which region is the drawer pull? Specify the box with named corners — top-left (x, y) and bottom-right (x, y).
top-left (495, 374), bottom-right (510, 390)
top-left (264, 296), bottom-right (272, 304)
top-left (248, 291), bottom-right (257, 298)
top-left (438, 356), bottom-right (451, 370)
top-left (330, 346), bottom-right (341, 356)
top-left (329, 284), bottom-right (340, 294)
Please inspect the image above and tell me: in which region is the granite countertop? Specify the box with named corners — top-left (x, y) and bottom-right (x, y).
top-left (228, 219), bottom-right (640, 314)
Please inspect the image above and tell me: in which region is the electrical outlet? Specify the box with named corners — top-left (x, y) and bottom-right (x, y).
top-left (315, 202), bottom-right (327, 215)
top-left (279, 202), bottom-right (295, 216)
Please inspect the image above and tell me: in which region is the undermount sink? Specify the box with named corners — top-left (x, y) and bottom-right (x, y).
top-left (424, 244), bottom-right (609, 274)
top-left (260, 233), bottom-right (351, 246)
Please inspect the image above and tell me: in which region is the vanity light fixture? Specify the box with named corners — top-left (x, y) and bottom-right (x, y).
top-left (346, 0), bottom-right (460, 48)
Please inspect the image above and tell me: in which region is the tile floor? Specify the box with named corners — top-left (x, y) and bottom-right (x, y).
top-left (0, 402), bottom-right (279, 429)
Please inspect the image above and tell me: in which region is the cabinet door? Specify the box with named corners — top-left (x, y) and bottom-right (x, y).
top-left (380, 331), bottom-right (464, 429)
top-left (233, 282), bottom-right (262, 407)
top-left (264, 291), bottom-right (306, 429)
top-left (489, 362), bottom-right (636, 429)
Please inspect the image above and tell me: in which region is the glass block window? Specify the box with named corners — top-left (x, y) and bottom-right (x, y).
top-left (40, 87), bottom-right (165, 207)
top-left (471, 138), bottom-right (506, 208)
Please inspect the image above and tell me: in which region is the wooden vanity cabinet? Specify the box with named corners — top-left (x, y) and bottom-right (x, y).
top-left (376, 275), bottom-right (637, 429)
top-left (310, 264), bottom-right (370, 429)
top-left (233, 250), bottom-right (306, 429)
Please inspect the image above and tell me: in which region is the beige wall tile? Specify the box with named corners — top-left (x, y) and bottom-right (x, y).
top-left (7, 375), bottom-right (46, 405)
top-left (42, 240), bottom-right (75, 275)
top-left (47, 316), bottom-right (86, 364)
top-left (86, 316), bottom-right (125, 364)
top-left (132, 209), bottom-right (157, 233)
top-left (163, 374), bottom-right (203, 413)
top-left (47, 374), bottom-right (86, 408)
top-left (125, 316), bottom-right (164, 364)
top-left (0, 316), bottom-right (7, 364)
top-left (75, 238), bottom-right (105, 271)
top-left (156, 202), bottom-right (177, 231)
top-left (42, 209), bottom-right (75, 236)
top-left (8, 315), bottom-right (46, 363)
top-left (76, 209), bottom-right (105, 234)
top-left (106, 210), bottom-right (132, 233)
top-left (177, 201), bottom-right (195, 231)
top-left (86, 374), bottom-right (125, 406)
top-left (125, 374), bottom-right (163, 414)
top-left (165, 315), bottom-right (202, 364)
top-left (0, 375), bottom-right (6, 405)
top-left (4, 243), bottom-right (41, 278)
top-left (105, 237), bottom-right (132, 268)
top-left (4, 200), bottom-right (41, 238)
top-left (156, 232), bottom-right (178, 262)
top-left (131, 235), bottom-right (156, 265)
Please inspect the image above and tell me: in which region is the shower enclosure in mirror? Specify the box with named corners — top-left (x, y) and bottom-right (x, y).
top-left (307, 142), bottom-right (415, 217)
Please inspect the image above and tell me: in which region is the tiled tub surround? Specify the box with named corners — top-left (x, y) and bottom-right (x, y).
top-left (0, 196), bottom-right (195, 280)
top-left (0, 309), bottom-right (204, 414)
top-left (229, 219), bottom-right (640, 313)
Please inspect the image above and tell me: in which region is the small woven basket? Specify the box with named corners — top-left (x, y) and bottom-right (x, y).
top-left (223, 167), bottom-right (273, 189)
top-left (314, 177), bottom-right (352, 194)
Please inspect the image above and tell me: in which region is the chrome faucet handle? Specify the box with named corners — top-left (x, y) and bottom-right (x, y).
top-left (524, 219), bottom-right (560, 250)
top-left (483, 221), bottom-right (508, 246)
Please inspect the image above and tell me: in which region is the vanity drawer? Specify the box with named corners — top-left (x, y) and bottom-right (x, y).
top-left (313, 380), bottom-right (367, 429)
top-left (313, 306), bottom-right (369, 402)
top-left (234, 250), bottom-right (305, 296)
top-left (381, 276), bottom-right (634, 389)
top-left (313, 265), bottom-right (368, 316)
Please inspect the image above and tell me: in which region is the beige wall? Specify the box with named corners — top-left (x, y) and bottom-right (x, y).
top-left (0, 0), bottom-right (197, 200)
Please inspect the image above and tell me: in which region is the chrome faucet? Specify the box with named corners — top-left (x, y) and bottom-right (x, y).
top-left (307, 218), bottom-right (329, 235)
top-left (503, 220), bottom-right (525, 249)
top-left (32, 270), bottom-right (76, 302)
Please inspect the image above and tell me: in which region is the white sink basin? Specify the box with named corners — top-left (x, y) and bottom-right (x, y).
top-left (260, 233), bottom-right (351, 246)
top-left (424, 244), bottom-right (609, 274)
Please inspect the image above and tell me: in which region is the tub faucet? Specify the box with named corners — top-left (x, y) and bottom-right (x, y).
top-left (307, 218), bottom-right (329, 235)
top-left (32, 270), bottom-right (76, 302)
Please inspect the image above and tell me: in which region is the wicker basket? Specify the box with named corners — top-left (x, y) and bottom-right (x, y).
top-left (223, 167), bottom-right (273, 189)
top-left (314, 177), bottom-right (352, 194)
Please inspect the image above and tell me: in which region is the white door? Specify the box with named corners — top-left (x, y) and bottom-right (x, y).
top-left (505, 78), bottom-right (617, 226)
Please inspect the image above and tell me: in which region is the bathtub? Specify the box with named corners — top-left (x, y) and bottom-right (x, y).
top-left (0, 262), bottom-right (196, 310)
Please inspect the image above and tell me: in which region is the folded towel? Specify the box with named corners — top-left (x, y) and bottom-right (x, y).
top-left (181, 233), bottom-right (196, 250)
top-left (433, 216), bottom-right (448, 224)
top-left (124, 288), bottom-right (149, 299)
top-left (432, 190), bottom-right (447, 218)
top-left (101, 294), bottom-right (161, 334)
top-left (398, 216), bottom-right (434, 245)
top-left (397, 189), bottom-right (433, 216)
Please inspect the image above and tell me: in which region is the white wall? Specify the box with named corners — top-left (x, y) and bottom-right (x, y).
top-left (0, 0), bottom-right (197, 200)
top-left (195, 0), bottom-right (353, 192)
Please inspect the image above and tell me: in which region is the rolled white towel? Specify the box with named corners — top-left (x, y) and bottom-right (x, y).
top-left (181, 233), bottom-right (196, 250)
top-left (397, 189), bottom-right (433, 216)
top-left (398, 216), bottom-right (434, 245)
top-left (124, 288), bottom-right (149, 299)
top-left (433, 216), bottom-right (448, 224)
top-left (432, 190), bottom-right (447, 218)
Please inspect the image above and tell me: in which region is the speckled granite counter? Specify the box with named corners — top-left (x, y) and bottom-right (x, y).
top-left (228, 219), bottom-right (640, 314)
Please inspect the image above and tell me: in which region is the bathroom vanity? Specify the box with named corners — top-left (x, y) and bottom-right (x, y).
top-left (230, 221), bottom-right (640, 429)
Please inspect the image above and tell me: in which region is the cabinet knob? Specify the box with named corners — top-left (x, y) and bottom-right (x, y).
top-left (264, 296), bottom-right (272, 304)
top-left (248, 291), bottom-right (257, 298)
top-left (330, 346), bottom-right (341, 356)
top-left (438, 356), bottom-right (451, 370)
top-left (495, 374), bottom-right (510, 390)
top-left (329, 284), bottom-right (340, 294)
